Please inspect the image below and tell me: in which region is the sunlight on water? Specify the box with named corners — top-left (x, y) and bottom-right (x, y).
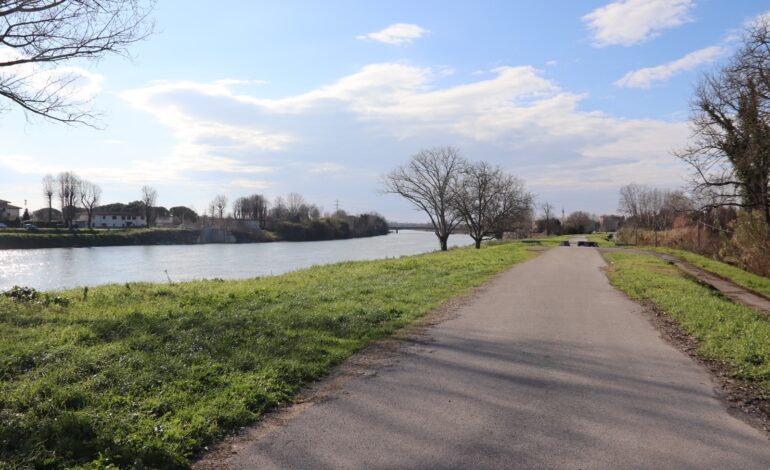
top-left (0, 231), bottom-right (472, 291)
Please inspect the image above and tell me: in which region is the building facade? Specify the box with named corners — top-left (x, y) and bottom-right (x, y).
top-left (0, 199), bottom-right (21, 222)
top-left (599, 215), bottom-right (624, 232)
top-left (75, 212), bottom-right (147, 228)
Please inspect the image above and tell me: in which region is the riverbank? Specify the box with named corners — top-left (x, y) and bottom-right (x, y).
top-left (0, 224), bottom-right (389, 250)
top-left (0, 228), bottom-right (237, 249)
top-left (0, 241), bottom-right (536, 468)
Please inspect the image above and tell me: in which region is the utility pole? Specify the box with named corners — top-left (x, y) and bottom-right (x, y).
top-left (335, 199), bottom-right (340, 212)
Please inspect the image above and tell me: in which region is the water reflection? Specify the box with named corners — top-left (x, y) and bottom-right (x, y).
top-left (0, 230), bottom-right (472, 291)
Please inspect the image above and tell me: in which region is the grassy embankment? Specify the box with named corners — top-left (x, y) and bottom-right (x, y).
top-left (604, 251), bottom-right (770, 396)
top-left (0, 228), bottom-right (204, 249)
top-left (647, 247), bottom-right (770, 299)
top-left (0, 242), bottom-right (536, 468)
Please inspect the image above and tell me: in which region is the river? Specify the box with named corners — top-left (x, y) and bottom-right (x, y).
top-left (0, 230), bottom-right (472, 291)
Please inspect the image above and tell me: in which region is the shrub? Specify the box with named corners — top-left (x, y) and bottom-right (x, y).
top-left (728, 211), bottom-right (770, 276)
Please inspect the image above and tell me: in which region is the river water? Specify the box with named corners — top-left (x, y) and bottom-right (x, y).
top-left (0, 230), bottom-right (472, 291)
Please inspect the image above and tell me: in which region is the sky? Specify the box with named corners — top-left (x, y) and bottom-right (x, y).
top-left (1, 0), bottom-right (769, 222)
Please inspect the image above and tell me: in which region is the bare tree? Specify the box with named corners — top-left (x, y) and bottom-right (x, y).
top-left (541, 202), bottom-right (554, 236)
top-left (232, 197), bottom-right (249, 220)
top-left (383, 146), bottom-right (466, 251)
top-left (140, 185), bottom-right (157, 227)
top-left (270, 195), bottom-right (288, 222)
top-left (42, 174), bottom-right (55, 222)
top-left (211, 194), bottom-right (227, 219)
top-left (451, 161), bottom-right (533, 249)
top-left (676, 17), bottom-right (770, 227)
top-left (0, 0), bottom-right (154, 124)
top-left (56, 171), bottom-right (80, 226)
top-left (563, 211), bottom-right (596, 234)
top-left (249, 194), bottom-right (269, 228)
top-left (286, 193), bottom-right (305, 215)
top-left (619, 183), bottom-right (692, 231)
top-left (78, 180), bottom-right (101, 228)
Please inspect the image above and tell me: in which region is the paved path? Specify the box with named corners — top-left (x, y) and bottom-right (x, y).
top-left (204, 246), bottom-right (770, 469)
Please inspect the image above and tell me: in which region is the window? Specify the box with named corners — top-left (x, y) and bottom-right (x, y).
top-left (112, 216), bottom-right (117, 220)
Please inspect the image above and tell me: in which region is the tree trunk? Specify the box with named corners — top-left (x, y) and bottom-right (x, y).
top-left (474, 238), bottom-right (482, 249)
top-left (439, 234), bottom-right (449, 251)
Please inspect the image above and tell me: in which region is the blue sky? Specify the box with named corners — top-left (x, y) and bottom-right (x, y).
top-left (2, 0), bottom-right (768, 221)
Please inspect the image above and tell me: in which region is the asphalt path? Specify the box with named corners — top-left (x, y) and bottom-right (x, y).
top-left (206, 244), bottom-right (770, 469)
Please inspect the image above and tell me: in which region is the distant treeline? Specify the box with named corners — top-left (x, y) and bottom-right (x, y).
top-left (229, 192), bottom-right (389, 241)
top-left (275, 213), bottom-right (389, 241)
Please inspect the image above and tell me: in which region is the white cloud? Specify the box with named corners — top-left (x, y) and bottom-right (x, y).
top-left (229, 179), bottom-right (271, 190)
top-left (95, 139), bottom-right (125, 145)
top-left (4, 64), bottom-right (692, 214)
top-left (117, 64), bottom-right (689, 194)
top-left (583, 0), bottom-right (694, 47)
top-left (615, 45), bottom-right (726, 88)
top-left (309, 162), bottom-right (346, 174)
top-left (357, 23), bottom-right (429, 45)
top-left (213, 79), bottom-right (269, 86)
top-left (0, 49), bottom-right (104, 104)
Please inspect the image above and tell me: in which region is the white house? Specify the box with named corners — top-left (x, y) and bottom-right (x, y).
top-left (76, 211), bottom-right (147, 228)
top-left (0, 199), bottom-right (21, 222)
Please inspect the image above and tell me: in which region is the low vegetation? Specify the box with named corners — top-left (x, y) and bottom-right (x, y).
top-left (0, 228), bottom-right (202, 249)
top-left (274, 213), bottom-right (388, 241)
top-left (604, 252), bottom-right (770, 396)
top-left (585, 232), bottom-right (617, 247)
top-left (615, 211), bottom-right (770, 278)
top-left (0, 242), bottom-right (536, 468)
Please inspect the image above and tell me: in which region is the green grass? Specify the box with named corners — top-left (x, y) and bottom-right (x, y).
top-left (604, 251), bottom-right (770, 396)
top-left (648, 247), bottom-right (770, 299)
top-left (532, 234), bottom-right (576, 246)
top-left (586, 232), bottom-right (617, 248)
top-left (0, 242), bottom-right (536, 469)
top-left (533, 233), bottom-right (617, 248)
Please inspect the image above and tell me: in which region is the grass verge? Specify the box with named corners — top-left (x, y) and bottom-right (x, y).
top-left (647, 247), bottom-right (770, 299)
top-left (532, 233), bottom-right (617, 248)
top-left (0, 242), bottom-right (536, 468)
top-left (586, 232), bottom-right (617, 247)
top-left (604, 251), bottom-right (770, 397)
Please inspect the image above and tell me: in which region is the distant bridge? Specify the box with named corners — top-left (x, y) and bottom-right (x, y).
top-left (387, 222), bottom-right (469, 233)
top-left (387, 222), bottom-right (434, 232)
